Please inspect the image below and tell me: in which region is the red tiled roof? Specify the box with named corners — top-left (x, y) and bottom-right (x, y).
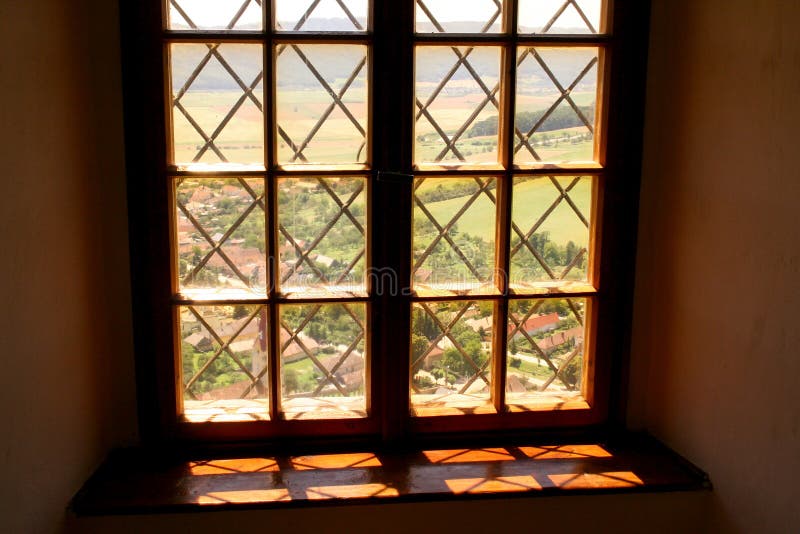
top-left (538, 327), bottom-right (582, 351)
top-left (518, 313), bottom-right (560, 332)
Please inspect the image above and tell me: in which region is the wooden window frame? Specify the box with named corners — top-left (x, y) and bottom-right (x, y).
top-left (119, 0), bottom-right (650, 447)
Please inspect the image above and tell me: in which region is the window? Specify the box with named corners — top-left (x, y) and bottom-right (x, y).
top-left (121, 0), bottom-right (647, 443)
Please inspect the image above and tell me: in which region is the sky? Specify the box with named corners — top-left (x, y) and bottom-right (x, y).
top-left (170, 0), bottom-right (603, 31)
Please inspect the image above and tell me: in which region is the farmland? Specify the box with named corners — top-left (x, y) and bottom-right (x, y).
top-left (418, 175), bottom-right (591, 246)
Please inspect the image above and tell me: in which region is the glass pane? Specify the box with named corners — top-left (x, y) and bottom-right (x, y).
top-left (509, 176), bottom-right (593, 292)
top-left (514, 47), bottom-right (599, 165)
top-left (168, 0), bottom-right (263, 30)
top-left (278, 177), bottom-right (367, 297)
top-left (175, 177), bottom-right (267, 299)
top-left (275, 0), bottom-right (368, 31)
top-left (413, 177), bottom-right (497, 296)
top-left (411, 301), bottom-right (494, 414)
top-left (280, 303), bottom-right (367, 420)
top-left (170, 43), bottom-right (264, 166)
top-left (416, 0), bottom-right (503, 33)
top-left (180, 305), bottom-right (269, 422)
top-left (415, 46), bottom-right (501, 165)
top-left (518, 0), bottom-right (602, 34)
top-left (506, 298), bottom-right (587, 409)
top-left (276, 44), bottom-right (368, 165)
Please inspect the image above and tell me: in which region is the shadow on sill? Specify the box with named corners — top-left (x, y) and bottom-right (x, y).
top-left (71, 432), bottom-right (710, 516)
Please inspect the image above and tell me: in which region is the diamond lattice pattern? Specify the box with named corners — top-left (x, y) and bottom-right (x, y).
top-left (181, 305), bottom-right (269, 403)
top-left (176, 177), bottom-right (267, 298)
top-left (506, 298), bottom-right (586, 398)
top-left (411, 301), bottom-right (494, 408)
top-left (276, 44), bottom-right (368, 164)
top-left (415, 46), bottom-right (501, 164)
top-left (278, 177), bottom-right (366, 294)
top-left (275, 0), bottom-right (367, 32)
top-left (518, 0), bottom-right (602, 34)
top-left (169, 0), bottom-right (263, 30)
top-left (514, 46), bottom-right (599, 164)
top-left (280, 303), bottom-right (367, 419)
top-left (509, 176), bottom-right (592, 288)
top-left (416, 0), bottom-right (503, 33)
top-left (413, 177), bottom-right (497, 293)
top-left (171, 43), bottom-right (264, 165)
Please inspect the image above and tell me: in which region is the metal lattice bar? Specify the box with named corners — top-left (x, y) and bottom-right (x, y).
top-left (288, 56), bottom-right (367, 163)
top-left (508, 301), bottom-right (560, 373)
top-left (415, 52), bottom-right (539, 164)
top-left (539, 343), bottom-right (582, 390)
top-left (174, 101), bottom-right (228, 161)
top-left (183, 306), bottom-right (265, 398)
top-left (419, 302), bottom-right (491, 389)
top-left (277, 303), bottom-right (366, 397)
top-left (311, 329), bottom-right (364, 395)
top-left (413, 176), bottom-right (495, 281)
top-left (271, 2), bottom-right (367, 162)
top-left (280, 318), bottom-right (349, 396)
top-left (170, 0), bottom-right (256, 31)
top-left (178, 180), bottom-right (266, 287)
top-left (507, 297), bottom-right (586, 392)
top-left (510, 176), bottom-right (584, 257)
top-left (194, 72), bottom-right (264, 161)
top-left (410, 304), bottom-right (472, 372)
top-left (170, 2), bottom-right (266, 162)
top-left (514, 51), bottom-right (598, 159)
top-left (531, 49), bottom-right (595, 132)
top-left (280, 178), bottom-right (365, 285)
top-left (414, 0), bottom-right (504, 162)
top-left (277, 0), bottom-right (364, 32)
top-left (539, 0), bottom-right (597, 34)
top-left (509, 177), bottom-right (590, 282)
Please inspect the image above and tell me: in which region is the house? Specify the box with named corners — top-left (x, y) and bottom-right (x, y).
top-left (319, 351), bottom-right (365, 391)
top-left (537, 327), bottom-right (583, 354)
top-left (279, 330), bottom-right (320, 362)
top-left (312, 253), bottom-right (337, 268)
top-left (415, 267), bottom-right (433, 283)
top-left (465, 316), bottom-right (493, 337)
top-left (420, 344), bottom-right (445, 371)
top-left (184, 332), bottom-right (213, 352)
top-left (513, 313), bottom-right (560, 337)
top-left (505, 374), bottom-right (529, 393)
top-left (189, 185), bottom-right (214, 203)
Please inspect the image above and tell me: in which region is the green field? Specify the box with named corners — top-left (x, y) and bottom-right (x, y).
top-left (418, 176), bottom-right (592, 247)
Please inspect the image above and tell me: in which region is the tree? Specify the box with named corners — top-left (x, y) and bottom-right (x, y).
top-left (412, 308), bottom-right (439, 341)
top-left (565, 241), bottom-right (578, 265)
top-left (560, 357), bottom-right (581, 391)
top-left (411, 334), bottom-right (429, 362)
top-left (283, 368), bottom-right (300, 393)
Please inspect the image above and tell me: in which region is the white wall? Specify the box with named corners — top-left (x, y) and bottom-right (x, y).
top-left (0, 1), bottom-right (137, 532)
top-left (1, 0), bottom-right (799, 532)
top-left (630, 0), bottom-right (800, 532)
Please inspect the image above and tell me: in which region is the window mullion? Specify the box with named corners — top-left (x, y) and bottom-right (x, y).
top-left (372, 0), bottom-right (415, 441)
top-left (263, 1), bottom-right (281, 421)
top-left (490, 0), bottom-right (519, 414)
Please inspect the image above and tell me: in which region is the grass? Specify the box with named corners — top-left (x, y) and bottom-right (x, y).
top-left (516, 359), bottom-right (554, 380)
top-left (417, 176), bottom-right (592, 246)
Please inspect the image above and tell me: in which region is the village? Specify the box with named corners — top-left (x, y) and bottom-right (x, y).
top-left (175, 177), bottom-right (585, 418)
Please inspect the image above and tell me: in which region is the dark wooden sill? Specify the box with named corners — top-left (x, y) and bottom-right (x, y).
top-left (71, 433), bottom-right (709, 516)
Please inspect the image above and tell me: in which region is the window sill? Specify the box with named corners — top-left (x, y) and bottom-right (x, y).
top-left (71, 432), bottom-right (709, 516)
